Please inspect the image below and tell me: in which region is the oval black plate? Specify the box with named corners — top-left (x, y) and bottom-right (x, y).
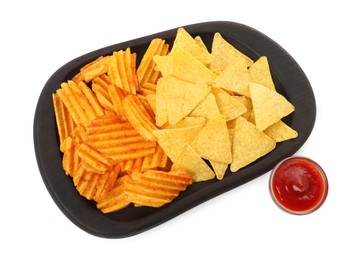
top-left (34, 21), bottom-right (316, 238)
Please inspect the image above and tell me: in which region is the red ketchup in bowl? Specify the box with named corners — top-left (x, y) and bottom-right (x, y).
top-left (269, 157), bottom-right (328, 215)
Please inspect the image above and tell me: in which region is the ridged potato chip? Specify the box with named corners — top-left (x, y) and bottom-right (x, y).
top-left (97, 175), bottom-right (131, 213)
top-left (124, 170), bottom-right (192, 208)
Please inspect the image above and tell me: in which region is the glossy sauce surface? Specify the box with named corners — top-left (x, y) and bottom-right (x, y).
top-left (271, 157), bottom-right (327, 214)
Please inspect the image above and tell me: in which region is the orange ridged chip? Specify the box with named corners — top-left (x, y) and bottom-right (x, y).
top-left (141, 144), bottom-right (168, 172)
top-left (96, 175), bottom-right (131, 213)
top-left (124, 170), bottom-right (192, 208)
top-left (123, 94), bottom-right (158, 141)
top-left (72, 163), bottom-right (120, 201)
top-left (72, 55), bottom-right (111, 83)
top-left (108, 48), bottom-right (138, 94)
top-left (56, 80), bottom-right (101, 125)
top-left (137, 38), bottom-right (169, 86)
top-left (61, 137), bottom-right (80, 177)
top-left (81, 114), bottom-right (156, 162)
top-left (139, 82), bottom-right (156, 96)
top-left (91, 75), bottom-right (115, 113)
top-left (52, 93), bottom-right (76, 149)
top-left (75, 143), bottom-right (114, 173)
top-left (122, 157), bottom-right (144, 173)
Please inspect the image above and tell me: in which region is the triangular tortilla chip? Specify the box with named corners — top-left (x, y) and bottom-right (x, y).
top-left (210, 161), bottom-right (228, 180)
top-left (162, 116), bottom-right (206, 129)
top-left (263, 120), bottom-right (298, 142)
top-left (157, 76), bottom-right (210, 125)
top-left (157, 48), bottom-right (216, 85)
top-left (194, 36), bottom-right (208, 51)
top-left (191, 115), bottom-right (232, 163)
top-left (153, 55), bottom-right (173, 77)
top-left (172, 144), bottom-right (215, 182)
top-left (230, 117), bottom-right (276, 172)
top-left (146, 94), bottom-right (156, 114)
top-left (234, 95), bottom-right (252, 121)
top-left (250, 82), bottom-right (294, 131)
top-left (213, 56), bottom-right (251, 97)
top-left (153, 124), bottom-right (203, 163)
top-left (211, 87), bottom-right (247, 121)
top-left (249, 56), bottom-right (276, 91)
top-left (190, 93), bottom-right (221, 121)
top-left (155, 79), bottom-right (168, 126)
top-left (171, 28), bottom-right (212, 66)
top-left (210, 32), bottom-right (253, 73)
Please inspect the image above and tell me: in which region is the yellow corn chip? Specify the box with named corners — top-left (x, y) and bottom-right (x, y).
top-left (162, 116), bottom-right (206, 129)
top-left (263, 120), bottom-right (298, 142)
top-left (171, 144), bottom-right (215, 182)
top-left (210, 161), bottom-right (228, 180)
top-left (249, 82), bottom-right (294, 131)
top-left (213, 56), bottom-right (251, 97)
top-left (189, 93), bottom-right (221, 121)
top-left (230, 117), bottom-right (276, 172)
top-left (157, 76), bottom-right (211, 125)
top-left (191, 115), bottom-right (232, 163)
top-left (249, 56), bottom-right (276, 91)
top-left (211, 87), bottom-right (247, 121)
top-left (172, 28), bottom-right (212, 65)
top-left (210, 32), bottom-right (253, 73)
top-left (153, 124), bottom-right (203, 163)
top-left (154, 48), bottom-right (216, 85)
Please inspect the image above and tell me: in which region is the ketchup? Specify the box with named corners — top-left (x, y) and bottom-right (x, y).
top-left (270, 157), bottom-right (328, 214)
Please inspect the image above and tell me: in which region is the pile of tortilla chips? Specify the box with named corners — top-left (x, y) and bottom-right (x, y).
top-left (149, 28), bottom-right (297, 181)
top-left (52, 27), bottom-right (297, 213)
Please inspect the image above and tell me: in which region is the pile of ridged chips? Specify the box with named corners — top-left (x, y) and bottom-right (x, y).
top-left (52, 28), bottom-right (297, 213)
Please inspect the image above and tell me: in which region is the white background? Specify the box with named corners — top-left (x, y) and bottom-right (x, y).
top-left (1, 0), bottom-right (358, 259)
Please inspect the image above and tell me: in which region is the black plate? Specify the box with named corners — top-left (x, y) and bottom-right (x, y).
top-left (34, 21), bottom-right (316, 238)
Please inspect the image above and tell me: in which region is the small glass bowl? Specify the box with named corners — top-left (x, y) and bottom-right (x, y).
top-left (269, 156), bottom-right (328, 215)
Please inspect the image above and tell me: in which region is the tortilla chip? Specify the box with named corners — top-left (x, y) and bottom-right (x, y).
top-left (210, 32), bottom-right (253, 73)
top-left (234, 95), bottom-right (252, 121)
top-left (191, 115), bottom-right (232, 163)
top-left (249, 56), bottom-right (276, 91)
top-left (213, 56), bottom-right (251, 97)
top-left (155, 81), bottom-right (168, 126)
top-left (250, 82), bottom-right (294, 131)
top-left (157, 76), bottom-right (211, 125)
top-left (230, 117), bottom-right (276, 172)
top-left (210, 161), bottom-right (228, 180)
top-left (211, 87), bottom-right (247, 121)
top-left (162, 116), bottom-right (206, 129)
top-left (153, 124), bottom-right (203, 163)
top-left (153, 55), bottom-right (173, 77)
top-left (189, 93), bottom-right (221, 121)
top-left (172, 144), bottom-right (215, 182)
top-left (172, 28), bottom-right (212, 66)
top-left (145, 94), bottom-right (156, 114)
top-left (166, 47), bottom-right (217, 84)
top-left (194, 36), bottom-right (208, 51)
top-left (263, 120), bottom-right (298, 142)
